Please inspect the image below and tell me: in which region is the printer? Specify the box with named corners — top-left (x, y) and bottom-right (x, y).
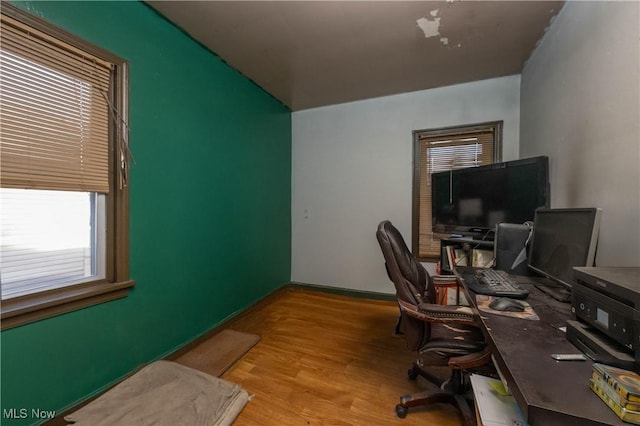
top-left (567, 267), bottom-right (640, 372)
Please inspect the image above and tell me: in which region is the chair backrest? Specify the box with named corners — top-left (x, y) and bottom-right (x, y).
top-left (376, 220), bottom-right (435, 350)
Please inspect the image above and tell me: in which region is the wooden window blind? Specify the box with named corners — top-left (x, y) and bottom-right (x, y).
top-left (0, 14), bottom-right (112, 193)
top-left (412, 122), bottom-right (502, 260)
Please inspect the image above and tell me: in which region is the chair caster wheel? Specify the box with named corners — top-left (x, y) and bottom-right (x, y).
top-left (408, 366), bottom-right (419, 380)
top-left (396, 404), bottom-right (408, 418)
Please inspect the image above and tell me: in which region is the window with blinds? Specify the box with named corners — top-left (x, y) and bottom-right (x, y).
top-left (0, 4), bottom-right (133, 329)
top-left (1, 14), bottom-right (112, 193)
top-left (412, 122), bottom-right (502, 260)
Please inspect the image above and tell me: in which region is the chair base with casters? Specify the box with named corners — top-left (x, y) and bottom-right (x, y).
top-left (391, 299), bottom-right (494, 424)
top-left (395, 346), bottom-right (493, 425)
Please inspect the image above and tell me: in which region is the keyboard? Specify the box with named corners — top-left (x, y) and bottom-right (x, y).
top-left (464, 269), bottom-right (529, 299)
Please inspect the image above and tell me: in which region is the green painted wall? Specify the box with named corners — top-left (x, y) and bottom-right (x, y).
top-left (1, 2), bottom-right (292, 424)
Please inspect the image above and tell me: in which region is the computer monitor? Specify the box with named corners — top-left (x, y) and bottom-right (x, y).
top-left (528, 208), bottom-right (602, 294)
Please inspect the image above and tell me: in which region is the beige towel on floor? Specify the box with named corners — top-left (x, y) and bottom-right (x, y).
top-left (65, 360), bottom-right (249, 426)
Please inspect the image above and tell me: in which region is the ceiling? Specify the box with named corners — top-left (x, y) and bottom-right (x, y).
top-left (146, 1), bottom-right (565, 111)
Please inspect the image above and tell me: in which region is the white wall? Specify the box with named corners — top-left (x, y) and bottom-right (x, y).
top-left (520, 1), bottom-right (640, 266)
top-left (292, 76), bottom-right (521, 293)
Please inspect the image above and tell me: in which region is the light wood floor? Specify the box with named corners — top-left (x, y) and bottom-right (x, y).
top-left (219, 287), bottom-right (463, 426)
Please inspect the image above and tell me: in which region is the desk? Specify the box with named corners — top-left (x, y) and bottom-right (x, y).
top-left (455, 266), bottom-right (625, 426)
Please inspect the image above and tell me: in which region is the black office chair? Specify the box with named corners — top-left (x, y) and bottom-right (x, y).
top-left (376, 220), bottom-right (492, 424)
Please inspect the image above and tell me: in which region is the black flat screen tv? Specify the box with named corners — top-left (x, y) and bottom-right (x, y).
top-left (431, 156), bottom-right (550, 237)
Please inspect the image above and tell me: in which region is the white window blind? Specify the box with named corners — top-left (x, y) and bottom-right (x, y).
top-left (0, 13), bottom-right (112, 193)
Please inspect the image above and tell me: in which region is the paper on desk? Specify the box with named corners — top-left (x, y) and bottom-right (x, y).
top-left (470, 374), bottom-right (529, 426)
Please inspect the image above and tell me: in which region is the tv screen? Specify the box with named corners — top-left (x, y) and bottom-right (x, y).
top-left (431, 156), bottom-right (550, 236)
top-left (528, 208), bottom-right (602, 289)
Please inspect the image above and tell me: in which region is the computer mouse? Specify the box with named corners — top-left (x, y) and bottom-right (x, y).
top-left (489, 297), bottom-right (525, 312)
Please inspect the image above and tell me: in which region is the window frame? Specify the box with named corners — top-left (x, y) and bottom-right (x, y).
top-left (0, 3), bottom-right (134, 330)
top-left (411, 121), bottom-right (503, 262)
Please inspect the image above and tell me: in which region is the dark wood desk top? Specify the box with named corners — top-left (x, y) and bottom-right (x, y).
top-left (456, 267), bottom-right (625, 426)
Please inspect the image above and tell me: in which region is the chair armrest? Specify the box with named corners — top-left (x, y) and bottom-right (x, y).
top-left (418, 302), bottom-right (478, 324)
top-left (448, 346), bottom-right (492, 370)
top-left (399, 299), bottom-right (478, 325)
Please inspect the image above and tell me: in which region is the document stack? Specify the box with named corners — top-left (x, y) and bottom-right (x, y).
top-left (589, 362), bottom-right (640, 424)
top-left (469, 374), bottom-right (528, 426)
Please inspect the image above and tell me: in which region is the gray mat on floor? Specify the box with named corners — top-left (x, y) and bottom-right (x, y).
top-left (65, 360), bottom-right (249, 426)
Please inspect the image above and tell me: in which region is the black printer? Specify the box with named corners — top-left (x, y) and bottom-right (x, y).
top-left (567, 267), bottom-right (640, 372)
